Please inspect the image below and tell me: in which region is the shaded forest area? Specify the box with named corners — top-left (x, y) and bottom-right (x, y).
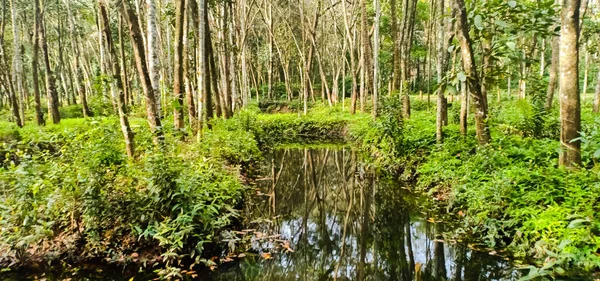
top-left (0, 0), bottom-right (600, 280)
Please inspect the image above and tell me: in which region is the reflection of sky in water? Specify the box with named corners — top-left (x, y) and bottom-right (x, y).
top-left (218, 147), bottom-right (521, 281)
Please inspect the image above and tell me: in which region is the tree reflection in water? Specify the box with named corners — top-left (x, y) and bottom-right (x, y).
top-left (209, 146), bottom-right (521, 281)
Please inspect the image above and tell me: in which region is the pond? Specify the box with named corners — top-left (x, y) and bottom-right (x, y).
top-left (1, 146), bottom-right (522, 280)
top-left (204, 146), bottom-right (521, 281)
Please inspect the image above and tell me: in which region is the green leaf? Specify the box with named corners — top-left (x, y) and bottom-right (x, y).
top-left (445, 85), bottom-right (458, 95)
top-left (495, 19), bottom-right (507, 28)
top-left (508, 1), bottom-right (517, 8)
top-left (567, 219), bottom-right (590, 229)
top-left (474, 15), bottom-right (483, 30)
top-left (506, 42), bottom-right (516, 50)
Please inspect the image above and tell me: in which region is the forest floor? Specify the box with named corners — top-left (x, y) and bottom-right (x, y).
top-left (0, 97), bottom-right (599, 279)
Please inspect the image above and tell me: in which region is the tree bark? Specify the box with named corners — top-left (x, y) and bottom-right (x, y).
top-left (147, 0), bottom-right (161, 118)
top-left (391, 0), bottom-right (400, 93)
top-left (594, 68), bottom-right (600, 113)
top-left (184, 0), bottom-right (196, 130)
top-left (373, 0), bottom-right (380, 117)
top-left (38, 0), bottom-right (60, 124)
top-left (32, 0), bottom-right (44, 125)
top-left (121, 0), bottom-right (164, 145)
top-left (173, 0), bottom-right (185, 129)
top-left (558, 0), bottom-right (581, 168)
top-left (10, 0), bottom-right (23, 124)
top-left (99, 0), bottom-right (135, 157)
top-left (454, 0), bottom-right (490, 145)
top-left (360, 0), bottom-right (372, 113)
top-left (460, 81), bottom-right (468, 136)
top-left (545, 0), bottom-right (561, 110)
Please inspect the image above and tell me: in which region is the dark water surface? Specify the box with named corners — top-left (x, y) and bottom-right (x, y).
top-left (1, 146), bottom-right (522, 280)
top-left (204, 146), bottom-right (521, 281)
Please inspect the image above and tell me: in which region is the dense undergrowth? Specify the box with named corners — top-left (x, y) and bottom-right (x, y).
top-left (1, 97), bottom-right (600, 279)
top-left (368, 99), bottom-right (600, 280)
top-left (0, 117), bottom-right (258, 278)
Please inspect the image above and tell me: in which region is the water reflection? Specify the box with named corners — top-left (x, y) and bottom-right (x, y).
top-left (210, 146), bottom-right (520, 281)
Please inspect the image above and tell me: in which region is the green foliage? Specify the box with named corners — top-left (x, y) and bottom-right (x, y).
top-left (0, 117), bottom-right (248, 270)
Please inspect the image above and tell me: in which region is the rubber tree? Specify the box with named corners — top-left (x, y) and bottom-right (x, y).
top-left (37, 0), bottom-right (60, 124)
top-left (454, 0), bottom-right (491, 145)
top-left (99, 0), bottom-right (135, 157)
top-left (558, 0), bottom-right (582, 168)
top-left (173, 0), bottom-right (185, 129)
top-left (121, 0), bottom-right (164, 145)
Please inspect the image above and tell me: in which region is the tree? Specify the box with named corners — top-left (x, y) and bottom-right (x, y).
top-left (32, 0), bottom-right (44, 125)
top-left (454, 0), bottom-right (491, 145)
top-left (558, 0), bottom-right (582, 168)
top-left (173, 0), bottom-right (185, 129)
top-left (372, 0), bottom-right (380, 117)
top-left (121, 0), bottom-right (164, 145)
top-left (37, 0), bottom-right (60, 124)
top-left (147, 0), bottom-right (161, 118)
top-left (99, 0), bottom-right (135, 157)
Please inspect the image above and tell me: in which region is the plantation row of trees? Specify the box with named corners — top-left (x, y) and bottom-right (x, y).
top-left (0, 0), bottom-right (597, 167)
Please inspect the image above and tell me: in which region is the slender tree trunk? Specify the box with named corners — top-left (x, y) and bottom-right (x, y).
top-left (119, 15), bottom-right (130, 107)
top-left (184, 0), bottom-right (196, 130)
top-left (582, 43), bottom-right (589, 100)
top-left (201, 0), bottom-right (214, 126)
top-left (360, 0), bottom-right (372, 113)
top-left (373, 0), bottom-right (380, 117)
top-left (460, 81), bottom-right (468, 136)
top-left (121, 0), bottom-right (164, 144)
top-left (267, 0), bottom-right (274, 100)
top-left (10, 0), bottom-right (23, 124)
top-left (391, 0), bottom-right (400, 93)
top-left (147, 0), bottom-right (161, 118)
top-left (66, 0), bottom-right (91, 117)
top-left (32, 0), bottom-right (44, 125)
top-left (558, 0), bottom-right (581, 168)
top-left (173, 0), bottom-right (185, 129)
top-left (99, 0), bottom-right (135, 157)
top-left (436, 0), bottom-right (446, 143)
top-left (38, 0), bottom-right (60, 124)
top-left (228, 2), bottom-right (239, 112)
top-left (546, 0), bottom-right (561, 110)
top-left (454, 0), bottom-right (490, 145)
top-left (208, 29), bottom-right (220, 119)
top-left (594, 68), bottom-right (600, 113)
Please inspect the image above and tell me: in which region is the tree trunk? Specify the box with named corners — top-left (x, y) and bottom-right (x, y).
top-left (99, 0), bottom-right (135, 157)
top-left (119, 15), bottom-right (131, 107)
top-left (436, 0), bottom-right (446, 142)
top-left (545, 0), bottom-right (561, 110)
top-left (391, 0), bottom-right (400, 93)
top-left (558, 0), bottom-right (581, 168)
top-left (147, 0), bottom-right (161, 118)
top-left (173, 0), bottom-right (185, 129)
top-left (184, 0), bottom-right (196, 130)
top-left (66, 0), bottom-right (91, 117)
top-left (360, 0), bottom-right (372, 113)
top-left (121, 0), bottom-right (164, 145)
top-left (454, 0), bottom-right (490, 145)
top-left (38, 0), bottom-right (60, 124)
top-left (460, 81), bottom-right (468, 136)
top-left (594, 68), bottom-right (600, 113)
top-left (373, 0), bottom-right (380, 117)
top-left (201, 0), bottom-right (214, 126)
top-left (10, 0), bottom-right (23, 124)
top-left (228, 2), bottom-right (239, 112)
top-left (32, 0), bottom-right (44, 125)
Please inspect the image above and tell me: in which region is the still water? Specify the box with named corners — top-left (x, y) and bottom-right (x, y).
top-left (1, 146), bottom-right (522, 280)
top-left (204, 146), bottom-right (521, 281)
